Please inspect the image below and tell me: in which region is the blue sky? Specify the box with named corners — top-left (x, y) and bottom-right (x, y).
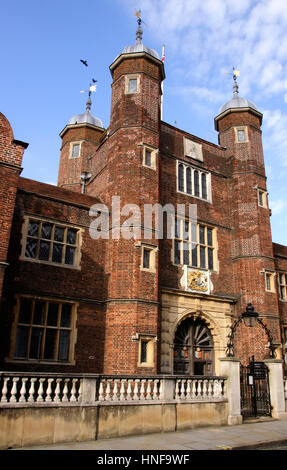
top-left (1, 0), bottom-right (287, 245)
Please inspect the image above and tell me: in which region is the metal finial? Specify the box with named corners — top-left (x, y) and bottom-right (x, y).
top-left (135, 9), bottom-right (143, 43)
top-left (232, 67), bottom-right (240, 96)
top-left (86, 96), bottom-right (92, 111)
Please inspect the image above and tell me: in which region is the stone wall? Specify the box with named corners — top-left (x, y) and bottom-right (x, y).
top-left (0, 401), bottom-right (228, 449)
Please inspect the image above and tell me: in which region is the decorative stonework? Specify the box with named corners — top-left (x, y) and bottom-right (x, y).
top-left (180, 266), bottom-right (211, 294)
top-left (188, 269), bottom-right (209, 293)
top-left (184, 137), bottom-right (203, 162)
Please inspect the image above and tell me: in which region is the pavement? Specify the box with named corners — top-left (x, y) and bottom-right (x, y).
top-left (12, 417), bottom-right (287, 451)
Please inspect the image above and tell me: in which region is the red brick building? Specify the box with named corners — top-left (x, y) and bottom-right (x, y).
top-left (1, 24), bottom-right (287, 378)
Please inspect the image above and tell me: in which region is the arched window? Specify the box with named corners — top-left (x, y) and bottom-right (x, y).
top-left (178, 164), bottom-right (184, 192)
top-left (194, 170), bottom-right (200, 197)
top-left (173, 318), bottom-right (214, 375)
top-left (186, 167), bottom-right (192, 194)
top-left (201, 173), bottom-right (207, 200)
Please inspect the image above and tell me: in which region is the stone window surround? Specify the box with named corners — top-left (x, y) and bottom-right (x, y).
top-left (278, 272), bottom-right (287, 301)
top-left (263, 269), bottom-right (276, 293)
top-left (69, 141), bottom-right (82, 159)
top-left (139, 242), bottom-right (158, 273)
top-left (8, 294), bottom-right (78, 365)
top-left (20, 214), bottom-right (83, 270)
top-left (125, 74), bottom-right (141, 94)
top-left (142, 144), bottom-right (158, 170)
top-left (234, 126), bottom-right (249, 143)
top-left (257, 187), bottom-right (268, 208)
top-left (132, 333), bottom-right (157, 368)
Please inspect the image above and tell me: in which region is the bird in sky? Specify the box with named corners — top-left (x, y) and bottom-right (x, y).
top-left (80, 60), bottom-right (88, 67)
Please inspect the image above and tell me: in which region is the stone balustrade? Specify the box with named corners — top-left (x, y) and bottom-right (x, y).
top-left (0, 372), bottom-right (227, 406)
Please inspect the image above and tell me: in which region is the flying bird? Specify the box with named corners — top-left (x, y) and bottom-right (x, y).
top-left (80, 60), bottom-right (88, 67)
top-left (92, 78), bottom-right (97, 83)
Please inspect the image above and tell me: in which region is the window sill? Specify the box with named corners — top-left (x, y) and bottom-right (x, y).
top-left (20, 257), bottom-right (81, 270)
top-left (176, 189), bottom-right (211, 204)
top-left (5, 358), bottom-right (75, 366)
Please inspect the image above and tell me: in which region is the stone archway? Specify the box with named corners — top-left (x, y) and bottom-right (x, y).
top-left (173, 315), bottom-right (214, 376)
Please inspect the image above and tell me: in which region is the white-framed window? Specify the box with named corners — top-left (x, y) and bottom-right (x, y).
top-left (279, 273), bottom-right (287, 301)
top-left (70, 142), bottom-right (81, 159)
top-left (21, 216), bottom-right (82, 269)
top-left (125, 74), bottom-right (140, 94)
top-left (173, 218), bottom-right (216, 271)
top-left (142, 145), bottom-right (157, 170)
top-left (11, 295), bottom-right (77, 363)
top-left (234, 126), bottom-right (248, 143)
top-left (177, 161), bottom-right (211, 201)
top-left (264, 271), bottom-right (276, 292)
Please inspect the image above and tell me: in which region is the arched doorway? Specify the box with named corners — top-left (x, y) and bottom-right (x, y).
top-left (173, 317), bottom-right (214, 375)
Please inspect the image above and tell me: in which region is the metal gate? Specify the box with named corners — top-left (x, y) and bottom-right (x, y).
top-left (240, 357), bottom-right (271, 418)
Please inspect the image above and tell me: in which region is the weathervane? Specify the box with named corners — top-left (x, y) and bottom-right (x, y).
top-left (80, 79), bottom-right (98, 98)
top-left (135, 9), bottom-right (147, 43)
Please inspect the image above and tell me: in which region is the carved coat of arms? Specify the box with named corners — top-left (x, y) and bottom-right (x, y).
top-left (187, 269), bottom-right (209, 292)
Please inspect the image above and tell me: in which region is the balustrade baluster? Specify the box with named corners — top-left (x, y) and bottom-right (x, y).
top-left (98, 380), bottom-right (104, 401)
top-left (112, 379), bottom-right (119, 401)
top-left (45, 378), bottom-right (53, 402)
top-left (126, 380), bottom-right (132, 401)
top-left (28, 378), bottom-right (37, 403)
top-left (146, 380), bottom-right (152, 400)
top-left (133, 379), bottom-right (140, 400)
top-left (191, 379), bottom-right (197, 398)
top-left (105, 380), bottom-right (111, 401)
top-left (70, 379), bottom-right (78, 402)
top-left (36, 378), bottom-right (45, 402)
top-left (120, 379), bottom-right (126, 401)
top-left (10, 377), bottom-right (19, 403)
top-left (159, 379), bottom-right (164, 400)
top-left (140, 379), bottom-right (146, 400)
top-left (153, 379), bottom-right (159, 400)
top-left (214, 379), bottom-right (220, 398)
top-left (54, 379), bottom-right (62, 403)
top-left (62, 379), bottom-right (69, 402)
top-left (186, 379), bottom-right (191, 400)
top-left (19, 378), bottom-right (28, 403)
top-left (1, 377), bottom-right (9, 403)
top-left (202, 379), bottom-right (208, 398)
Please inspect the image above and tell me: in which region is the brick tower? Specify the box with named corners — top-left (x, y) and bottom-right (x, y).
top-left (0, 113), bottom-right (28, 298)
top-left (58, 95), bottom-right (105, 192)
top-left (101, 18), bottom-right (165, 373)
top-left (214, 74), bottom-right (281, 362)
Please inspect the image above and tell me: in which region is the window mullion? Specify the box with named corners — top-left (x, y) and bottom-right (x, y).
top-left (27, 300), bottom-right (35, 358)
top-left (50, 225), bottom-right (55, 262)
top-left (41, 302), bottom-right (48, 360)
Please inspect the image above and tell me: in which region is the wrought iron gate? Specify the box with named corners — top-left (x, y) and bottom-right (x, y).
top-left (240, 357), bottom-right (271, 418)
